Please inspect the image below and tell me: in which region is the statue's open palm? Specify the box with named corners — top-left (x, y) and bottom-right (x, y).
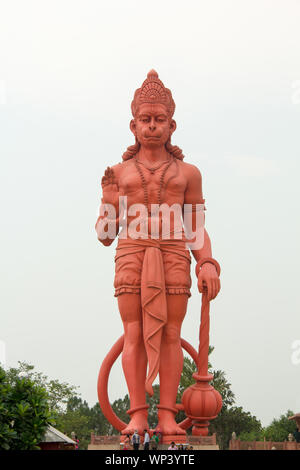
top-left (101, 167), bottom-right (120, 210)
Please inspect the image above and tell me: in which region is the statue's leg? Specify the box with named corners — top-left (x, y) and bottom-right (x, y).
top-left (158, 293), bottom-right (188, 435)
top-left (117, 293), bottom-right (149, 434)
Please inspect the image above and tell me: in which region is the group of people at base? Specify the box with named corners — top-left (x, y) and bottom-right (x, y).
top-left (168, 442), bottom-right (193, 450)
top-left (123, 430), bottom-right (159, 450)
top-left (122, 430), bottom-right (193, 451)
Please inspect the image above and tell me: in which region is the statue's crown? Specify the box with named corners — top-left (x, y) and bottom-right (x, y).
top-left (131, 70), bottom-right (175, 118)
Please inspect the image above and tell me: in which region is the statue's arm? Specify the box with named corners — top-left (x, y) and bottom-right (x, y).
top-left (183, 164), bottom-right (212, 260)
top-left (183, 164), bottom-right (220, 300)
top-left (95, 165), bottom-right (121, 247)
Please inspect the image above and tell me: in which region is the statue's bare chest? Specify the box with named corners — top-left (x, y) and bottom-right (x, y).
top-left (119, 160), bottom-right (187, 205)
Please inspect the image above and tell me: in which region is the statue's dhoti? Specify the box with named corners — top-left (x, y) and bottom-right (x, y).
top-left (114, 238), bottom-right (191, 396)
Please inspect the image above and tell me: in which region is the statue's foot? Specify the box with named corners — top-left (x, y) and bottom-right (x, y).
top-left (157, 409), bottom-right (186, 435)
top-left (121, 411), bottom-right (149, 435)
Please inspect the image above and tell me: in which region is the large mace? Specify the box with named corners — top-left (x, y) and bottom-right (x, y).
top-left (180, 268), bottom-right (222, 436)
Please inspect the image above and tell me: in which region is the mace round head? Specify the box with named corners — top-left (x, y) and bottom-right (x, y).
top-left (181, 380), bottom-right (223, 436)
top-left (131, 69), bottom-right (175, 118)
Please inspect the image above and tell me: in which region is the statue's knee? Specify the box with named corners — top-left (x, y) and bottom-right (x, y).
top-left (124, 321), bottom-right (143, 346)
top-left (163, 325), bottom-right (181, 345)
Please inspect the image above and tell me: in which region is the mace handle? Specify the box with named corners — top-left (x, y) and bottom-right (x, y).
top-left (197, 291), bottom-right (210, 376)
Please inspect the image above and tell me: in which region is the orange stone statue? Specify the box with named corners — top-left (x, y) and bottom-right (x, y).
top-left (95, 70), bottom-right (222, 441)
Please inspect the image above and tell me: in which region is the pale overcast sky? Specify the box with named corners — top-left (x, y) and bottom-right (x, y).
top-left (1, 0), bottom-right (300, 427)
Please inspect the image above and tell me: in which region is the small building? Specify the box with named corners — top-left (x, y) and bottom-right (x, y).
top-left (39, 425), bottom-right (77, 450)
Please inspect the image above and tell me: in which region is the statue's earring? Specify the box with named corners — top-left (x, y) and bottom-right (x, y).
top-left (170, 119), bottom-right (177, 135)
top-left (130, 119), bottom-right (137, 136)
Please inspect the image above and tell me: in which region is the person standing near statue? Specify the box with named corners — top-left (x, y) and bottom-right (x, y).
top-left (150, 431), bottom-right (159, 450)
top-left (143, 429), bottom-right (150, 450)
top-left (123, 434), bottom-right (131, 450)
top-left (96, 70), bottom-right (221, 437)
top-left (131, 430), bottom-right (140, 450)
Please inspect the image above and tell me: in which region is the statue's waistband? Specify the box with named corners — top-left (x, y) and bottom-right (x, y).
top-left (115, 237), bottom-right (191, 262)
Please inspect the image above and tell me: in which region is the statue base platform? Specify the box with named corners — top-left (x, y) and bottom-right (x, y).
top-left (160, 434), bottom-right (187, 445)
top-left (119, 432), bottom-right (187, 445)
top-left (89, 433), bottom-right (219, 450)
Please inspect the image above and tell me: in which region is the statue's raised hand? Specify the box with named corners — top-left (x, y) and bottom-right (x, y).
top-left (101, 166), bottom-right (120, 210)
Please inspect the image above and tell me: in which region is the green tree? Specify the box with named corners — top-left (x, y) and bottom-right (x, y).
top-left (210, 406), bottom-right (262, 449)
top-left (239, 429), bottom-right (264, 441)
top-left (0, 366), bottom-right (53, 450)
top-left (55, 397), bottom-right (112, 448)
top-left (55, 409), bottom-right (90, 449)
top-left (88, 402), bottom-right (111, 436)
top-left (6, 362), bottom-right (77, 414)
top-left (263, 410), bottom-right (296, 442)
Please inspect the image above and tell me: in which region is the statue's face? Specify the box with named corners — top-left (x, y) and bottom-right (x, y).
top-left (130, 103), bottom-right (176, 148)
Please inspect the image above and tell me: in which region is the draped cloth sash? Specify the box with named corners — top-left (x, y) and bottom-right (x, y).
top-left (115, 238), bottom-right (190, 396)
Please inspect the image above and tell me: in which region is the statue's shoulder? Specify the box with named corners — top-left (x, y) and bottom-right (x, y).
top-left (110, 160), bottom-right (133, 178)
top-left (178, 160), bottom-right (202, 180)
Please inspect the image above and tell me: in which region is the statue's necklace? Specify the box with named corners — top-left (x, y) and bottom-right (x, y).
top-left (133, 155), bottom-right (174, 211)
top-left (135, 158), bottom-right (170, 174)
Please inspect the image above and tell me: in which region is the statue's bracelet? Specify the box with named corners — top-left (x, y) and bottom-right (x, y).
top-left (195, 258), bottom-right (221, 278)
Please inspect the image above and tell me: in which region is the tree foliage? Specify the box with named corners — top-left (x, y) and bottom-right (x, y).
top-left (55, 396), bottom-right (114, 448)
top-left (6, 361), bottom-right (77, 414)
top-left (210, 406), bottom-right (262, 449)
top-left (55, 408), bottom-right (91, 450)
top-left (262, 410), bottom-right (297, 442)
top-left (0, 366), bottom-right (53, 450)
